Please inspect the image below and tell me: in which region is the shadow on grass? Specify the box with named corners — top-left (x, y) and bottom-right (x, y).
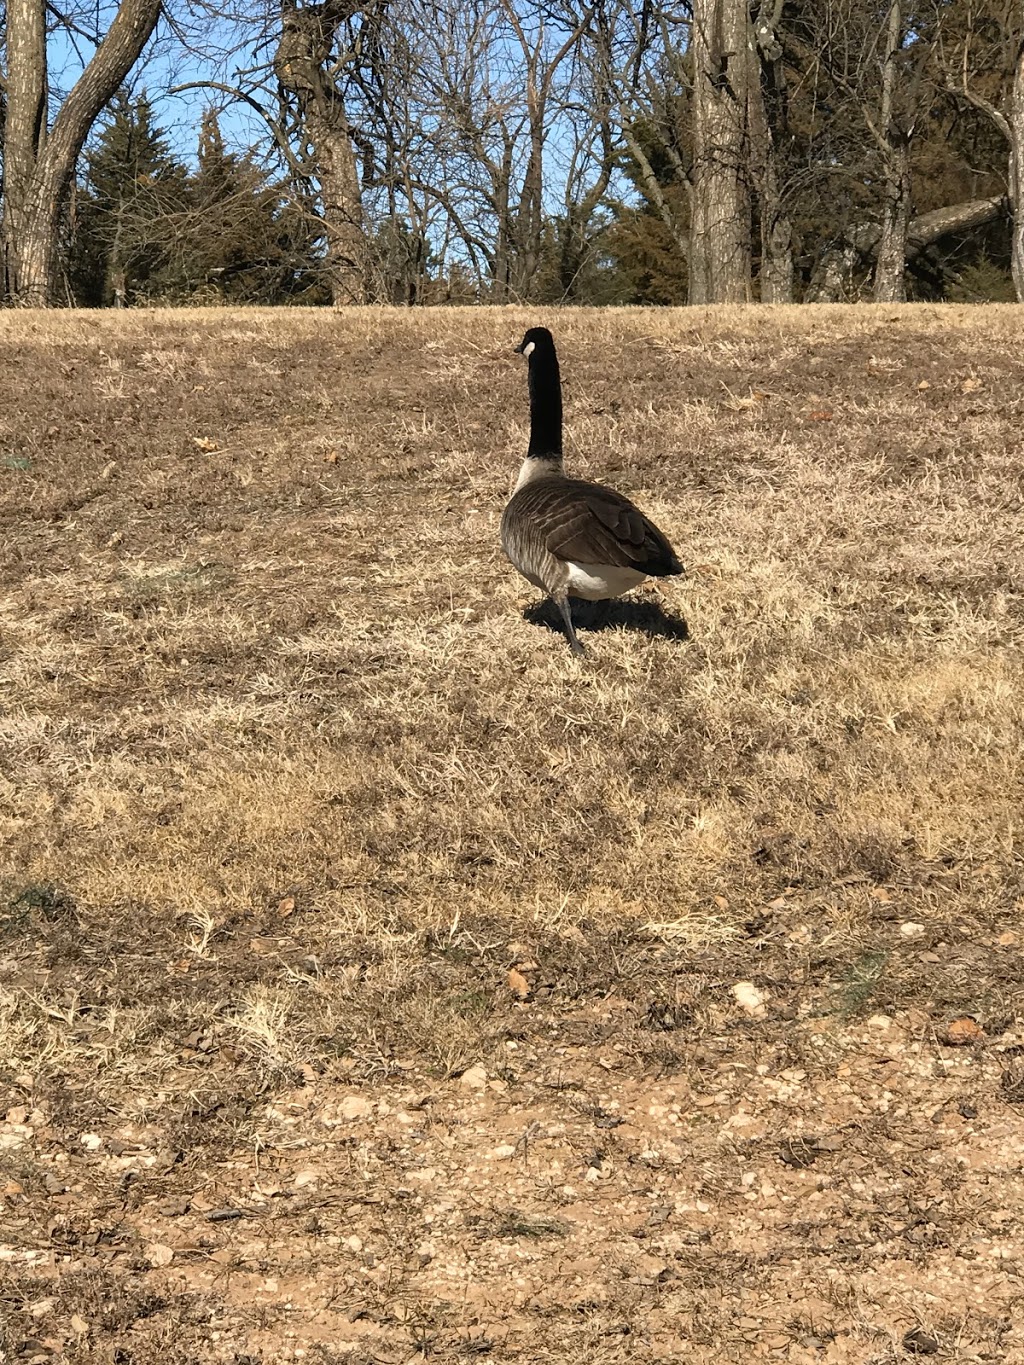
top-left (523, 595), bottom-right (690, 644)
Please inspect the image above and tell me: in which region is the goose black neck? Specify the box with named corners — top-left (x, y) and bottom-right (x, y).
top-left (527, 347), bottom-right (562, 458)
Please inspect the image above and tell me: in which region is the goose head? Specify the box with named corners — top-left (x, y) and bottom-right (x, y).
top-left (514, 326), bottom-right (556, 360)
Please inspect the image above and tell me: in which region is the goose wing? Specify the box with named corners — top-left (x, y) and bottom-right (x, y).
top-left (541, 479), bottom-right (682, 576)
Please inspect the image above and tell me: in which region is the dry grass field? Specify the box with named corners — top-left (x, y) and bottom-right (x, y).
top-left (1, 304), bottom-right (1024, 1364)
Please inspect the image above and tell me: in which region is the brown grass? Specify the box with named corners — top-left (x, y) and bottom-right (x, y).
top-left (1, 304), bottom-right (1024, 1363)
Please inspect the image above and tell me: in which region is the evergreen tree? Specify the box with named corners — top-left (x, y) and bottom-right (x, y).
top-left (72, 91), bottom-right (189, 306)
top-left (178, 110), bottom-right (322, 303)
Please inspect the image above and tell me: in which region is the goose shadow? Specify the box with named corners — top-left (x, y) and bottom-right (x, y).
top-left (523, 595), bottom-right (689, 643)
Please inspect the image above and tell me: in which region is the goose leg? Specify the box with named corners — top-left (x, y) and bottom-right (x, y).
top-left (553, 594), bottom-right (585, 656)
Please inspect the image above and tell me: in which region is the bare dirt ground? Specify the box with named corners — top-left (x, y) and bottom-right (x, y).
top-left (1, 304), bottom-right (1024, 1364)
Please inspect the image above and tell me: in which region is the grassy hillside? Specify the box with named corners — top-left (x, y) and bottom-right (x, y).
top-left (1, 305), bottom-right (1023, 1363)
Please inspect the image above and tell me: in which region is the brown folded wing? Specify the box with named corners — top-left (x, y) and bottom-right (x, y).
top-left (512, 478), bottom-right (681, 577)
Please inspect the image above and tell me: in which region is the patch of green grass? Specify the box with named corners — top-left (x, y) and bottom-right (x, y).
top-left (1, 883), bottom-right (77, 940)
top-left (834, 951), bottom-right (889, 1019)
top-left (121, 562), bottom-right (234, 601)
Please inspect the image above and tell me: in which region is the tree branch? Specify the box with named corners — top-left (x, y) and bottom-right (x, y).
top-left (169, 80), bottom-right (312, 177)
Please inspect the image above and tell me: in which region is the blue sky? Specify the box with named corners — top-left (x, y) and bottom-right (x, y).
top-left (51, 2), bottom-right (275, 170)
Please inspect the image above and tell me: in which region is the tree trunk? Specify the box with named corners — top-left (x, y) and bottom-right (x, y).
top-left (751, 2), bottom-right (792, 303)
top-left (806, 196), bottom-right (1007, 302)
top-left (2, 0), bottom-right (161, 305)
top-left (305, 104), bottom-right (368, 306)
top-left (805, 242), bottom-right (861, 302)
top-left (2, 0), bottom-right (48, 301)
top-left (689, 0), bottom-right (753, 304)
top-left (1011, 38), bottom-right (1024, 302)
top-left (273, 0), bottom-right (368, 305)
top-left (905, 196), bottom-right (1007, 260)
top-left (873, 139), bottom-right (911, 301)
top-left (491, 138), bottom-right (514, 302)
top-left (511, 90), bottom-right (544, 301)
top-left (872, 1), bottom-right (911, 303)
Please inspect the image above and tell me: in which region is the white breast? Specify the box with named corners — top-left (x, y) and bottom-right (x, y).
top-left (565, 562), bottom-right (647, 601)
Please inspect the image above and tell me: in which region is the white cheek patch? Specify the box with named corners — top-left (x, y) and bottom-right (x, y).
top-left (522, 341), bottom-right (535, 357)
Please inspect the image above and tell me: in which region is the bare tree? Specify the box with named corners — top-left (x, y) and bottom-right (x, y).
top-left (872, 1), bottom-right (913, 299)
top-left (688, 0), bottom-right (755, 303)
top-left (938, 3), bottom-right (1024, 300)
top-left (2, 0), bottom-right (161, 304)
top-left (750, 0), bottom-right (792, 301)
top-left (272, 0), bottom-right (371, 303)
top-left (355, 0), bottom-right (600, 301)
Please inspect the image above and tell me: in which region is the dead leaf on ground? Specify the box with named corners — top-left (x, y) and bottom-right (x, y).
top-left (903, 1328), bottom-right (939, 1355)
top-left (192, 436), bottom-right (219, 452)
top-left (806, 409), bottom-right (833, 421)
top-left (961, 376), bottom-right (982, 393)
top-left (146, 1242), bottom-right (174, 1267)
top-left (323, 449), bottom-right (339, 463)
top-left (508, 967), bottom-right (531, 1000)
top-left (944, 1017), bottom-right (985, 1046)
top-left (778, 1138), bottom-right (820, 1168)
top-left (277, 895), bottom-right (296, 918)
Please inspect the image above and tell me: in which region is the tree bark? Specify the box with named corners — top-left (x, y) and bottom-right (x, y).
top-left (872, 1), bottom-right (911, 303)
top-left (751, 1), bottom-right (792, 303)
top-left (689, 0), bottom-right (753, 304)
top-left (305, 103), bottom-right (368, 305)
top-left (1011, 37), bottom-right (1024, 301)
top-left (806, 196), bottom-right (1007, 302)
top-left (905, 196), bottom-right (1008, 260)
top-left (273, 0), bottom-right (368, 305)
top-left (2, 0), bottom-right (161, 305)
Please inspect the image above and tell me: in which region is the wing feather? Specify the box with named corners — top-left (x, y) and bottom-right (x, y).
top-left (520, 479), bottom-right (681, 575)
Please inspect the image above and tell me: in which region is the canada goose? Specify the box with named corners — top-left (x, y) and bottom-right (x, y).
top-left (500, 327), bottom-right (683, 656)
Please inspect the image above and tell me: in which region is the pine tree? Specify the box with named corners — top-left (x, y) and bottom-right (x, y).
top-left (180, 110), bottom-right (312, 302)
top-left (72, 91), bottom-right (189, 305)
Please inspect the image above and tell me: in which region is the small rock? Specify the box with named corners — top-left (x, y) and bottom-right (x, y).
top-left (945, 1017), bottom-right (985, 1046)
top-left (899, 921), bottom-right (926, 939)
top-left (293, 1169), bottom-right (320, 1188)
top-left (157, 1198), bottom-right (190, 1217)
top-left (5, 1106), bottom-right (29, 1125)
top-left (731, 982), bottom-right (768, 1017)
top-left (28, 1298), bottom-right (55, 1318)
top-left (459, 1063), bottom-right (489, 1090)
top-left (866, 1013), bottom-right (893, 1031)
top-left (338, 1095), bottom-right (372, 1121)
top-left (70, 1314), bottom-right (89, 1336)
top-left (80, 1132), bottom-right (103, 1151)
top-left (903, 1327), bottom-right (939, 1355)
top-left (145, 1243), bottom-right (174, 1267)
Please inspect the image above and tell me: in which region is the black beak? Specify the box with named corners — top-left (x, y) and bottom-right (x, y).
top-left (513, 340), bottom-right (526, 354)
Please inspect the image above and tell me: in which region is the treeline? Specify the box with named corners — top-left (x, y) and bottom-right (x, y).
top-left (2, 0), bottom-right (1023, 308)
